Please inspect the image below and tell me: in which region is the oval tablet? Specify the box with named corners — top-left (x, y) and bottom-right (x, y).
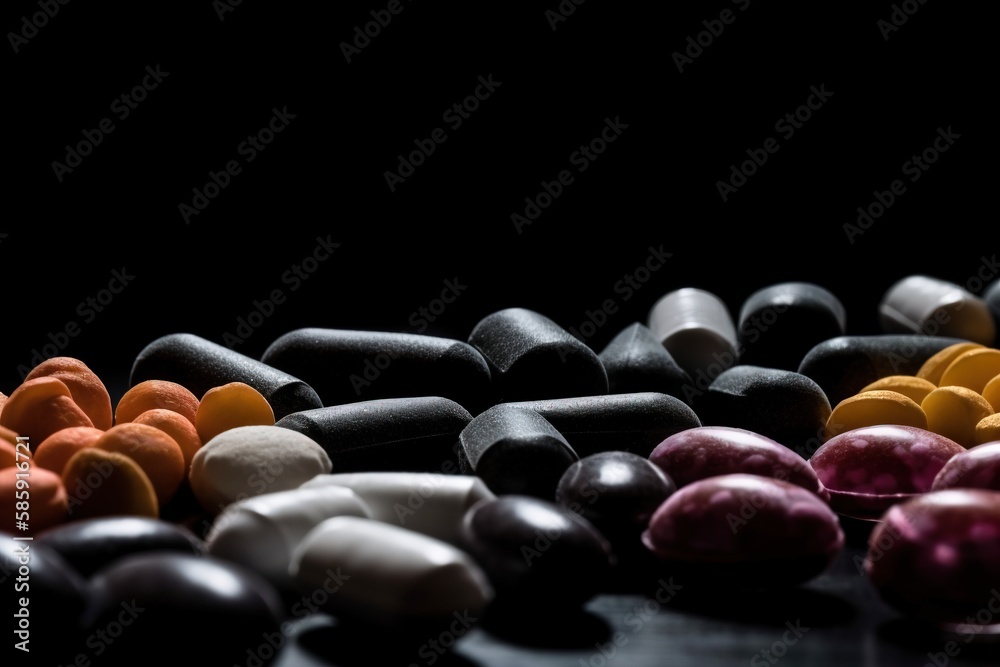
top-left (916, 341), bottom-right (986, 386)
top-left (975, 413), bottom-right (1000, 446)
top-left (648, 425), bottom-right (828, 500)
top-left (824, 390), bottom-right (927, 440)
top-left (290, 515), bottom-right (494, 626)
top-left (205, 484), bottom-right (372, 591)
top-left (921, 385), bottom-right (994, 448)
top-left (859, 375), bottom-right (938, 404)
top-left (189, 424), bottom-right (332, 515)
top-left (641, 473), bottom-right (844, 588)
top-left (300, 472), bottom-right (494, 546)
top-left (864, 489), bottom-right (1000, 629)
top-left (938, 347), bottom-right (1000, 394)
top-left (932, 441), bottom-right (1000, 491)
top-left (809, 424), bottom-right (965, 520)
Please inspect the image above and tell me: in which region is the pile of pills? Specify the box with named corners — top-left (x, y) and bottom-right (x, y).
top-left (4, 273), bottom-right (1000, 664)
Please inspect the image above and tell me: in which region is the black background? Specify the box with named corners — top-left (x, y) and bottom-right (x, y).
top-left (4, 2), bottom-right (999, 665)
top-left (5, 0), bottom-right (994, 404)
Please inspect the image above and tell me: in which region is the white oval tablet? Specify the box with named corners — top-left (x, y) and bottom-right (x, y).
top-left (204, 485), bottom-right (373, 590)
top-left (289, 515), bottom-right (494, 624)
top-left (301, 472), bottom-right (495, 545)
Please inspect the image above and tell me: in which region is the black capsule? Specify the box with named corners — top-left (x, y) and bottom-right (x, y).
top-left (130, 332), bottom-right (322, 420)
top-left (598, 322), bottom-right (694, 405)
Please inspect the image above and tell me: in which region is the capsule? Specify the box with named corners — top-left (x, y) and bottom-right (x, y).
top-left (879, 274), bottom-right (996, 346)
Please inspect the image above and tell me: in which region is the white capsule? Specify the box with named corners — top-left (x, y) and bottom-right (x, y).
top-left (301, 472), bottom-right (495, 546)
top-left (879, 275), bottom-right (996, 345)
top-left (289, 515), bottom-right (494, 624)
top-left (204, 485), bottom-right (372, 591)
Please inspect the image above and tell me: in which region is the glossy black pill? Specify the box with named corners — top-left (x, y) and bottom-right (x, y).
top-left (457, 404), bottom-right (579, 499)
top-left (36, 515), bottom-right (204, 577)
top-left (81, 552), bottom-right (286, 666)
top-left (503, 391), bottom-right (701, 458)
top-left (275, 396), bottom-right (473, 473)
top-left (555, 451), bottom-right (676, 553)
top-left (797, 334), bottom-right (968, 407)
top-left (460, 495), bottom-right (613, 607)
top-left (467, 307), bottom-right (608, 402)
top-left (261, 328), bottom-right (494, 415)
top-left (130, 332), bottom-right (322, 420)
top-left (598, 322), bottom-right (694, 404)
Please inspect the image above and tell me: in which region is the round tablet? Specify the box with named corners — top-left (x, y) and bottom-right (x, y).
top-left (915, 341), bottom-right (986, 386)
top-left (938, 348), bottom-right (1000, 394)
top-left (921, 385), bottom-right (994, 449)
top-left (858, 375), bottom-right (938, 404)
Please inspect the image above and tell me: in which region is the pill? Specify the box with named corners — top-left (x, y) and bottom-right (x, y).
top-left (858, 374), bottom-right (938, 404)
top-left (915, 341), bottom-right (986, 386)
top-left (737, 281), bottom-right (847, 371)
top-left (555, 451), bottom-right (676, 559)
top-left (129, 332), bottom-right (323, 420)
top-left (189, 424), bottom-right (332, 515)
top-left (81, 552), bottom-right (286, 666)
top-left (2, 532), bottom-right (90, 664)
top-left (985, 276), bottom-right (1000, 327)
top-left (647, 287), bottom-right (739, 382)
top-left (932, 441), bottom-right (1000, 491)
top-left (94, 422), bottom-right (187, 505)
top-left (457, 404), bottom-right (579, 499)
top-left (23, 356), bottom-right (114, 430)
top-left (274, 396), bottom-right (472, 473)
top-left (502, 391), bottom-right (702, 458)
top-left (290, 515), bottom-right (494, 626)
top-left (459, 494), bottom-right (613, 607)
top-left (975, 414), bottom-right (1000, 446)
top-left (981, 374), bottom-right (1000, 411)
top-left (597, 321), bottom-right (694, 404)
top-left (799, 334), bottom-right (966, 408)
top-left (131, 408), bottom-right (202, 475)
top-left (879, 274), bottom-right (996, 346)
top-left (115, 378), bottom-right (201, 427)
top-left (0, 375), bottom-right (94, 442)
top-left (1, 465), bottom-right (68, 533)
top-left (824, 389), bottom-right (928, 440)
top-left (0, 439), bottom-right (15, 468)
top-left (648, 425), bottom-right (829, 500)
top-left (33, 425), bottom-right (105, 475)
top-left (641, 473), bottom-right (844, 588)
top-left (863, 489), bottom-right (1000, 630)
top-left (938, 347), bottom-right (1000, 393)
top-left (261, 327), bottom-right (495, 415)
top-left (37, 515), bottom-right (205, 578)
top-left (195, 380), bottom-right (275, 443)
top-left (62, 448), bottom-right (160, 520)
top-left (808, 424), bottom-right (965, 520)
top-left (204, 484), bottom-right (372, 592)
top-left (300, 472), bottom-right (495, 546)
top-left (467, 307), bottom-right (608, 401)
top-left (693, 365), bottom-right (832, 457)
top-left (921, 385), bottom-right (994, 448)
